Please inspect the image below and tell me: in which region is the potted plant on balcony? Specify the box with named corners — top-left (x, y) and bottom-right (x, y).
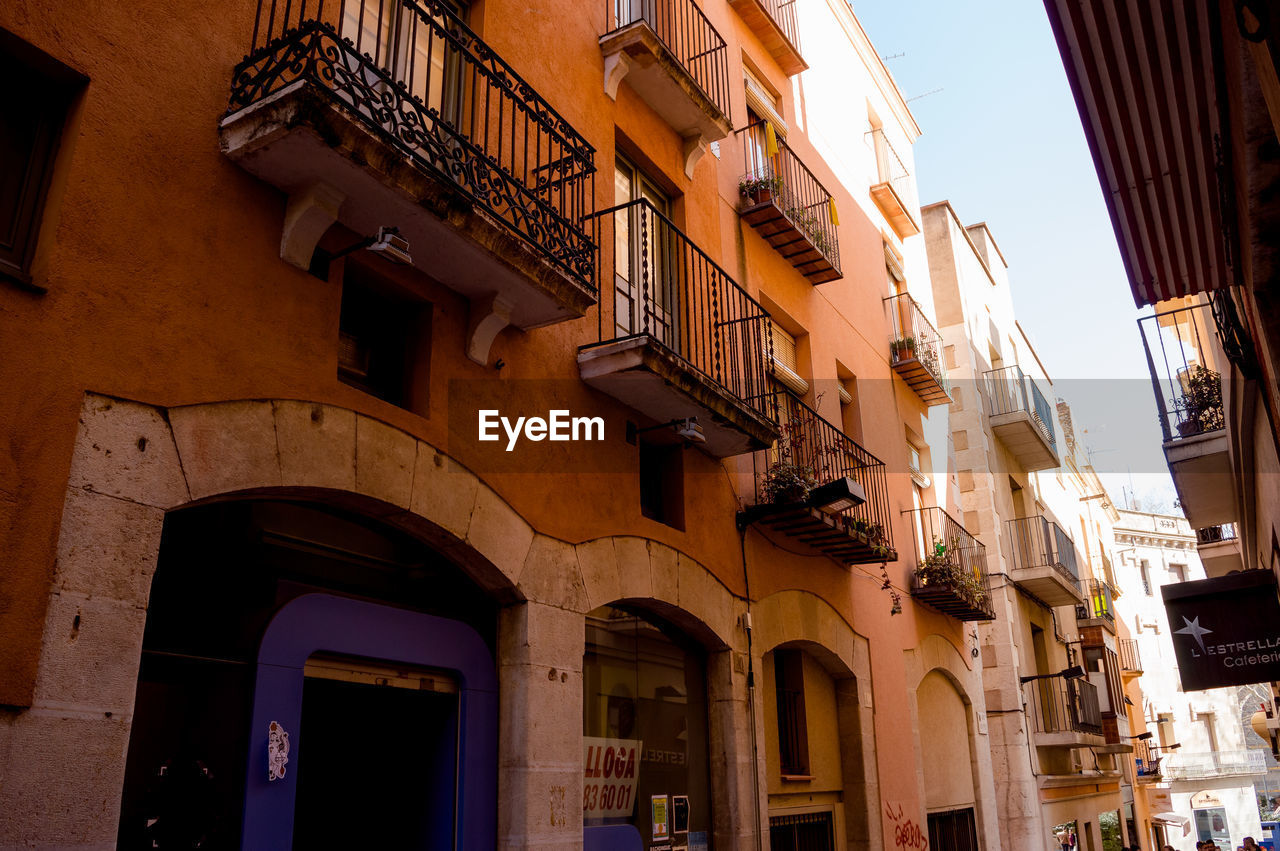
top-left (739, 174), bottom-right (782, 207)
top-left (761, 460), bottom-right (817, 504)
top-left (914, 537), bottom-right (987, 609)
top-left (1177, 365), bottom-right (1224, 436)
top-left (890, 336), bottom-right (917, 363)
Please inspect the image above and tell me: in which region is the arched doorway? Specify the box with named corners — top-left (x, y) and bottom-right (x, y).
top-left (116, 499), bottom-right (499, 849)
top-left (917, 670), bottom-right (980, 850)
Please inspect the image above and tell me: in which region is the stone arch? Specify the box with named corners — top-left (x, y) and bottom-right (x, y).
top-left (750, 590), bottom-right (879, 851)
top-left (903, 633), bottom-right (995, 851)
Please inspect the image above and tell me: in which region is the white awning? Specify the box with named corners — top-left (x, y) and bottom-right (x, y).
top-left (1151, 812), bottom-right (1191, 836)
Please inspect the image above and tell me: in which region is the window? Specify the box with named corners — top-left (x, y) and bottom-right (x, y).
top-left (337, 263), bottom-right (430, 407)
top-left (838, 374), bottom-right (863, 443)
top-left (769, 323), bottom-right (809, 396)
top-left (1170, 563), bottom-right (1187, 583)
top-left (1140, 559), bottom-right (1152, 596)
top-left (0, 31), bottom-right (82, 287)
top-left (927, 808), bottom-right (979, 851)
top-left (1082, 646), bottom-right (1122, 718)
top-left (638, 440), bottom-right (684, 530)
top-left (773, 649), bottom-right (810, 776)
top-left (771, 811), bottom-right (835, 851)
top-left (583, 606), bottom-right (711, 844)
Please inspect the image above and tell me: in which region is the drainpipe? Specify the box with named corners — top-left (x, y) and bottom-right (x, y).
top-left (740, 523), bottom-right (765, 851)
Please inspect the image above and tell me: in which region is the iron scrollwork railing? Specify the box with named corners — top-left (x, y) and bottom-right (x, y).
top-left (1137, 303), bottom-right (1225, 441)
top-left (230, 0), bottom-right (597, 292)
top-left (1006, 515), bottom-right (1080, 591)
top-left (983, 365), bottom-right (1057, 452)
top-left (1196, 523), bottom-right (1239, 544)
top-left (584, 198), bottom-right (776, 422)
top-left (885, 293), bottom-right (948, 391)
top-left (608, 0), bottom-right (731, 121)
top-left (1027, 677), bottom-right (1102, 736)
top-left (751, 389), bottom-right (894, 554)
top-left (736, 121), bottom-right (840, 274)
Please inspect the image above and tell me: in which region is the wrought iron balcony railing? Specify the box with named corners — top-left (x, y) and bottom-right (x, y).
top-left (1138, 303), bottom-right (1226, 441)
top-left (230, 0), bottom-right (597, 292)
top-left (744, 389), bottom-right (895, 564)
top-left (1007, 515), bottom-right (1080, 590)
top-left (607, 0), bottom-right (731, 121)
top-left (583, 198), bottom-right (775, 423)
top-left (885, 293), bottom-right (950, 404)
top-left (984, 365), bottom-right (1057, 453)
top-left (906, 507), bottom-right (994, 621)
top-left (1134, 740), bottom-right (1162, 778)
top-left (1118, 638), bottom-right (1142, 673)
top-left (867, 128), bottom-right (917, 213)
top-left (1161, 749), bottom-right (1268, 780)
top-left (1196, 523), bottom-right (1239, 545)
top-left (1079, 578), bottom-right (1115, 622)
top-left (736, 121), bottom-right (840, 282)
top-left (1027, 677), bottom-right (1103, 736)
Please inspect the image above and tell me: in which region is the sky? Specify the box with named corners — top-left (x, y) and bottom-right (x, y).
top-left (852, 0), bottom-right (1178, 511)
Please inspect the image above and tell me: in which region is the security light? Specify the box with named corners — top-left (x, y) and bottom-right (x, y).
top-left (628, 417), bottom-right (706, 446)
top-left (367, 227), bottom-right (412, 265)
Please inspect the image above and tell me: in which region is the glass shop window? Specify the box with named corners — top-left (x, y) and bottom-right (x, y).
top-left (584, 605), bottom-right (712, 847)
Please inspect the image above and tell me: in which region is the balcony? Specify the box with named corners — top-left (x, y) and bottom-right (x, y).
top-left (736, 123), bottom-right (841, 284)
top-left (1076, 579), bottom-right (1116, 630)
top-left (728, 0), bottom-right (805, 75)
top-left (867, 129), bottom-right (919, 239)
top-left (1134, 740), bottom-right (1163, 781)
top-left (738, 390), bottom-right (896, 566)
top-left (1196, 524), bottom-right (1243, 577)
top-left (1139, 304), bottom-right (1235, 528)
top-left (984, 365), bottom-right (1059, 471)
top-left (601, 0), bottom-right (732, 177)
top-left (220, 0), bottom-right (598, 363)
top-left (906, 507), bottom-right (994, 621)
top-left (1027, 677), bottom-right (1104, 749)
top-left (1161, 750), bottom-right (1268, 781)
top-left (885, 293), bottom-right (950, 405)
top-left (1118, 638), bottom-right (1142, 677)
top-left (578, 199), bottom-right (779, 458)
top-left (1006, 516), bottom-right (1082, 606)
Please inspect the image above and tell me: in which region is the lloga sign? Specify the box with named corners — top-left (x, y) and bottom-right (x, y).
top-left (583, 737), bottom-right (641, 818)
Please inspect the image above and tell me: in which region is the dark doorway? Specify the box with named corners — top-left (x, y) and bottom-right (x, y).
top-left (292, 663), bottom-right (459, 849)
top-left (928, 807), bottom-right (979, 851)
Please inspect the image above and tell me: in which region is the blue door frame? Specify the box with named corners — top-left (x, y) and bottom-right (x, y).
top-left (240, 594), bottom-right (498, 850)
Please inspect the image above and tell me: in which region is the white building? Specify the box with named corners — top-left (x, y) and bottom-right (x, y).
top-left (1113, 509), bottom-right (1266, 849)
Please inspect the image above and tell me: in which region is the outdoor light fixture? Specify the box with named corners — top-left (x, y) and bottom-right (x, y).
top-left (808, 476), bottom-right (866, 513)
top-left (1150, 743), bottom-right (1181, 751)
top-left (330, 226), bottom-right (412, 266)
top-left (1125, 732), bottom-right (1153, 741)
top-left (1019, 665), bottom-right (1086, 684)
top-left (627, 417), bottom-right (706, 446)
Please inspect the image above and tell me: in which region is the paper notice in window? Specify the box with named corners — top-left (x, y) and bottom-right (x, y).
top-left (582, 736), bottom-right (641, 819)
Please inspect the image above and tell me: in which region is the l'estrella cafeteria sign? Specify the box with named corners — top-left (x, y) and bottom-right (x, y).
top-left (1162, 570), bottom-right (1280, 690)
top-left (583, 737), bottom-right (641, 819)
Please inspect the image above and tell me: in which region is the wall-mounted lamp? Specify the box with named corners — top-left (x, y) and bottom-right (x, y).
top-left (1019, 665), bottom-right (1086, 684)
top-left (627, 417), bottom-right (705, 446)
top-left (331, 226), bottom-right (412, 266)
top-left (809, 476), bottom-right (866, 513)
top-left (1149, 742), bottom-right (1181, 751)
top-left (1125, 732), bottom-right (1153, 741)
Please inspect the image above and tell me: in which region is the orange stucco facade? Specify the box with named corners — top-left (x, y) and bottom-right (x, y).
top-left (0, 0), bottom-right (1000, 847)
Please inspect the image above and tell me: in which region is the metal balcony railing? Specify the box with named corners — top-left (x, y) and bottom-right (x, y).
top-left (984, 365), bottom-right (1058, 452)
top-left (885, 293), bottom-right (949, 394)
top-left (607, 0), bottom-right (731, 121)
top-left (1027, 677), bottom-right (1103, 736)
top-left (584, 198), bottom-right (776, 422)
top-left (749, 389), bottom-right (894, 554)
top-left (736, 121), bottom-right (840, 275)
top-left (753, 0), bottom-right (800, 53)
top-left (906, 506), bottom-right (994, 621)
top-left (867, 128), bottom-right (917, 212)
top-left (1138, 303), bottom-right (1225, 441)
top-left (1118, 638), bottom-right (1142, 673)
top-left (1134, 740), bottom-right (1162, 778)
top-left (1196, 523), bottom-right (1239, 545)
top-left (1006, 515), bottom-right (1080, 591)
top-left (1161, 750), bottom-right (1268, 780)
top-left (230, 0), bottom-right (597, 292)
top-left (1079, 578), bottom-right (1115, 622)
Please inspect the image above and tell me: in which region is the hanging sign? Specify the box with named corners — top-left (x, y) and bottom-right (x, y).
top-left (582, 736), bottom-right (641, 819)
top-left (1162, 570), bottom-right (1280, 690)
top-left (267, 720), bottom-right (290, 781)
